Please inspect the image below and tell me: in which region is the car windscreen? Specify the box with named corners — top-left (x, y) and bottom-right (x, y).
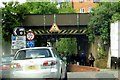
top-left (14, 49), bottom-right (52, 60)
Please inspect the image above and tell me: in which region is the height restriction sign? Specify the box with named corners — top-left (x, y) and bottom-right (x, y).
top-left (26, 32), bottom-right (35, 41)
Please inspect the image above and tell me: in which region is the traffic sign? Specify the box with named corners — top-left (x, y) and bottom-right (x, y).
top-left (13, 27), bottom-right (25, 36)
top-left (26, 32), bottom-right (35, 41)
top-left (12, 36), bottom-right (16, 41)
top-left (13, 27), bottom-right (19, 36)
top-left (26, 40), bottom-right (35, 47)
top-left (11, 35), bottom-right (26, 49)
top-left (49, 23), bottom-right (60, 32)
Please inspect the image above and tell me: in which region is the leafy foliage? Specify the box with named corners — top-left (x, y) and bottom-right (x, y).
top-left (23, 2), bottom-right (75, 14)
top-left (58, 2), bottom-right (75, 13)
top-left (2, 1), bottom-right (29, 41)
top-left (23, 2), bottom-right (59, 14)
top-left (87, 2), bottom-right (120, 59)
top-left (87, 2), bottom-right (120, 44)
top-left (111, 12), bottom-right (120, 22)
top-left (55, 38), bottom-right (77, 54)
top-left (96, 58), bottom-right (107, 69)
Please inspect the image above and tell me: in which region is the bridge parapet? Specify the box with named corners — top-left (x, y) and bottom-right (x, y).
top-left (23, 13), bottom-right (90, 26)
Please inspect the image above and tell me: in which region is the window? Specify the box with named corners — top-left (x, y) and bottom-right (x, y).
top-left (88, 7), bottom-right (92, 13)
top-left (93, 0), bottom-right (100, 3)
top-left (80, 8), bottom-right (84, 13)
top-left (14, 49), bottom-right (52, 60)
top-left (79, 0), bottom-right (84, 2)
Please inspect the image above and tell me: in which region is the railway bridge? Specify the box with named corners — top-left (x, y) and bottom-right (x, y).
top-left (22, 13), bottom-right (90, 54)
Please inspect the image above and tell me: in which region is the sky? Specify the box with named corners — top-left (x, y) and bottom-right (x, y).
top-left (0, 0), bottom-right (70, 7)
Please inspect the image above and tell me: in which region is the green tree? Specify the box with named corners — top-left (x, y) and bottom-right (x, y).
top-left (55, 38), bottom-right (77, 55)
top-left (87, 2), bottom-right (120, 43)
top-left (111, 12), bottom-right (120, 22)
top-left (58, 2), bottom-right (75, 13)
top-left (23, 2), bottom-right (59, 14)
top-left (2, 1), bottom-right (29, 42)
top-left (23, 2), bottom-right (75, 14)
top-left (87, 2), bottom-right (120, 58)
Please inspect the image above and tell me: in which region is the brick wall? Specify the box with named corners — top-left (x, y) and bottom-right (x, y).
top-left (70, 0), bottom-right (97, 13)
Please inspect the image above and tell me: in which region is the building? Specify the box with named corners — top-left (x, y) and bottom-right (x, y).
top-left (70, 0), bottom-right (99, 13)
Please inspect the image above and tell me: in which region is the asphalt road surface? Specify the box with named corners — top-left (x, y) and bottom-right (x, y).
top-left (1, 70), bottom-right (119, 80)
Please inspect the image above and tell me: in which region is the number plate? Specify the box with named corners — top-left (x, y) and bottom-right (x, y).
top-left (27, 65), bottom-right (39, 70)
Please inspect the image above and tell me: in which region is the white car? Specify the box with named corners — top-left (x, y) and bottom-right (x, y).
top-left (10, 47), bottom-right (67, 79)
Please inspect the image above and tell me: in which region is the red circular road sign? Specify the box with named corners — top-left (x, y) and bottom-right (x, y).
top-left (26, 32), bottom-right (35, 41)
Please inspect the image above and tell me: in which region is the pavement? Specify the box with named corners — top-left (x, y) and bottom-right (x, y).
top-left (67, 69), bottom-right (119, 79)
